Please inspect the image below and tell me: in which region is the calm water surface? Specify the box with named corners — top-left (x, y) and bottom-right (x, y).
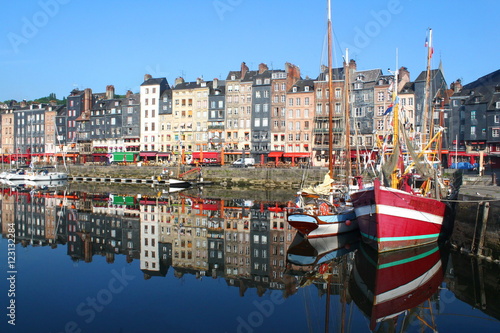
top-left (0, 184), bottom-right (499, 333)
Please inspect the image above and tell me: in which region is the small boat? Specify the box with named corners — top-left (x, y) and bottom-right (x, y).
top-left (24, 167), bottom-right (68, 181)
top-left (286, 0), bottom-right (358, 238)
top-left (4, 168), bottom-right (28, 180)
top-left (349, 242), bottom-right (446, 331)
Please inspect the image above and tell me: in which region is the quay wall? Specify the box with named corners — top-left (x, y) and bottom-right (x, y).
top-left (66, 164), bottom-right (327, 189)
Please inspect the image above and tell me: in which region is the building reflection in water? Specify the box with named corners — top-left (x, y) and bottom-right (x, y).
top-left (1, 184), bottom-right (500, 328)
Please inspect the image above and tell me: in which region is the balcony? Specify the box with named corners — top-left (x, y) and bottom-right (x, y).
top-left (208, 124), bottom-right (225, 130)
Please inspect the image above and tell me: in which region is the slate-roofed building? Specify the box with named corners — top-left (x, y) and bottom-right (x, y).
top-left (225, 62), bottom-right (258, 153)
top-left (251, 63), bottom-right (273, 161)
top-left (284, 78), bottom-right (315, 165)
top-left (450, 69), bottom-right (500, 168)
top-left (313, 64), bottom-right (346, 167)
top-left (207, 78), bottom-right (226, 151)
top-left (140, 75), bottom-right (170, 155)
top-left (413, 68), bottom-right (448, 145)
top-left (271, 63), bottom-right (301, 158)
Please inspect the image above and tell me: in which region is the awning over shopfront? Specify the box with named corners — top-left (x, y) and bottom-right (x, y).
top-left (139, 152), bottom-right (157, 157)
top-left (268, 151), bottom-right (284, 158)
top-left (192, 152), bottom-right (219, 159)
top-left (113, 152), bottom-right (137, 162)
top-left (283, 152), bottom-right (310, 158)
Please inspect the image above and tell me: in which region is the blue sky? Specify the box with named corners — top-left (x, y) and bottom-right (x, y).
top-left (1, 0), bottom-right (498, 101)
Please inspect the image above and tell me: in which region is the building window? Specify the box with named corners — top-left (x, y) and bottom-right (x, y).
top-left (471, 110), bottom-right (476, 120)
top-left (377, 120), bottom-right (384, 130)
top-left (493, 128), bottom-right (500, 138)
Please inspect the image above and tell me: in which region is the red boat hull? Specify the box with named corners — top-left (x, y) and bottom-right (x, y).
top-left (351, 178), bottom-right (446, 252)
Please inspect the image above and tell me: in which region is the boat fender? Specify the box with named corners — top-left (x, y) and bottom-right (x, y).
top-left (319, 202), bottom-right (329, 215)
top-left (346, 219), bottom-right (351, 226)
top-left (318, 263), bottom-right (329, 274)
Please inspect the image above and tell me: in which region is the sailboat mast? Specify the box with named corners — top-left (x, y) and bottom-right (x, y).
top-left (344, 48), bottom-right (352, 184)
top-left (327, 0), bottom-right (334, 177)
top-left (422, 28), bottom-right (433, 149)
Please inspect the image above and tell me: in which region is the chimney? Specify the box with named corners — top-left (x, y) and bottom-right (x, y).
top-left (241, 62), bottom-right (249, 79)
top-left (285, 62), bottom-right (301, 91)
top-left (196, 77), bottom-right (202, 85)
top-left (20, 100), bottom-right (27, 108)
top-left (144, 74), bottom-right (152, 82)
top-left (349, 59), bottom-right (357, 70)
top-left (213, 78), bottom-right (218, 89)
top-left (106, 85), bottom-right (115, 99)
top-left (175, 77), bottom-right (185, 87)
top-left (258, 63), bottom-right (268, 74)
top-left (83, 88), bottom-right (92, 114)
top-left (126, 90), bottom-right (133, 98)
top-left (452, 79), bottom-right (463, 93)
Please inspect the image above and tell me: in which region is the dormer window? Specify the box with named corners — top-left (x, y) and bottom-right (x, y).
top-left (496, 101), bottom-right (500, 109)
top-left (231, 75), bottom-right (236, 80)
top-left (356, 74), bottom-right (364, 81)
top-left (292, 87), bottom-right (297, 93)
top-left (304, 86), bottom-right (309, 92)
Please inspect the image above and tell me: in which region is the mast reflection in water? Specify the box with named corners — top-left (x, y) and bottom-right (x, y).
top-left (0, 184), bottom-right (499, 332)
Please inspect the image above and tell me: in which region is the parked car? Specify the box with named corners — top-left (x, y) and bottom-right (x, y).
top-left (232, 158), bottom-right (255, 167)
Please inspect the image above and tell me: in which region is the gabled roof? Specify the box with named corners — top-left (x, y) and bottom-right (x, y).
top-left (354, 69), bottom-right (383, 83)
top-left (316, 66), bottom-right (345, 81)
top-left (141, 77), bottom-right (169, 87)
top-left (415, 69), bottom-right (442, 82)
top-left (288, 79), bottom-right (315, 93)
top-left (400, 82), bottom-right (415, 94)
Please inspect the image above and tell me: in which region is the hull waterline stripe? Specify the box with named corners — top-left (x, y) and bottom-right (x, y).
top-left (360, 231), bottom-right (440, 242)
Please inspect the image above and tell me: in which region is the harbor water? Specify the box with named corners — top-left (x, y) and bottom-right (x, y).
top-left (0, 182), bottom-right (499, 333)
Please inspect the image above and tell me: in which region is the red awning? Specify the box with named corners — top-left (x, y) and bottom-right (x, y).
top-left (192, 152), bottom-right (219, 159)
top-left (140, 152), bottom-right (157, 157)
top-left (268, 151), bottom-right (284, 157)
top-left (156, 153), bottom-right (171, 157)
top-left (283, 152), bottom-right (310, 158)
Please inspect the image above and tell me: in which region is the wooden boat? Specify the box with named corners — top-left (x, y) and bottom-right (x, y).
top-left (351, 33), bottom-right (451, 252)
top-left (286, 0), bottom-right (358, 238)
top-left (349, 242), bottom-right (445, 331)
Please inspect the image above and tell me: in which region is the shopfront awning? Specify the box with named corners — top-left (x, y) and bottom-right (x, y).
top-left (140, 152), bottom-right (157, 157)
top-left (113, 152), bottom-right (137, 162)
top-left (192, 152), bottom-right (219, 159)
top-left (268, 151), bottom-right (284, 158)
top-left (283, 152), bottom-right (310, 158)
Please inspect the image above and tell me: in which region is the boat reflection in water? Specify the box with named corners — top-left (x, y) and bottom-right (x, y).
top-left (349, 241), bottom-right (447, 331)
top-left (286, 231), bottom-right (360, 267)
